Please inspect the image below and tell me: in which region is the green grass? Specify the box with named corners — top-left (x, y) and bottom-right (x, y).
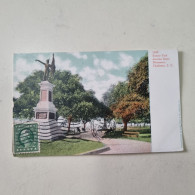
top-left (117, 126), bottom-right (151, 133)
top-left (103, 127), bottom-right (151, 143)
top-left (14, 138), bottom-right (104, 157)
top-left (126, 136), bottom-right (151, 143)
top-left (139, 133), bottom-right (151, 138)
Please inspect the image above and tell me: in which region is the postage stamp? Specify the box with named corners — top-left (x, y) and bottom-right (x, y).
top-left (13, 123), bottom-right (40, 154)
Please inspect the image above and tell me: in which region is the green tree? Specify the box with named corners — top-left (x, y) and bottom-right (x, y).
top-left (13, 71), bottom-right (42, 119)
top-left (102, 54), bottom-right (150, 130)
top-left (14, 70), bottom-right (111, 131)
top-left (128, 55), bottom-right (149, 98)
top-left (127, 54), bottom-right (150, 123)
top-left (102, 82), bottom-right (129, 107)
top-left (111, 93), bottom-right (149, 130)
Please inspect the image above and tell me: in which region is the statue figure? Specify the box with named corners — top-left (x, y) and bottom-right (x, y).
top-left (35, 59), bottom-right (50, 81)
top-left (50, 53), bottom-right (56, 78)
top-left (35, 53), bottom-right (56, 81)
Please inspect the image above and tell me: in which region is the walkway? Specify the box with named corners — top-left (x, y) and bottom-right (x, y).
top-left (100, 138), bottom-right (151, 154)
top-left (76, 131), bottom-right (151, 154)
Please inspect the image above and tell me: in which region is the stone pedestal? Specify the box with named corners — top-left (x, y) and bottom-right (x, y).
top-left (34, 81), bottom-right (57, 122)
top-left (34, 81), bottom-right (65, 140)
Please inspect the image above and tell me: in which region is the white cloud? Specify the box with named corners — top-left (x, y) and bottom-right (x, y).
top-left (13, 53), bottom-right (128, 101)
top-left (55, 57), bottom-right (77, 74)
top-left (80, 67), bottom-right (96, 81)
top-left (97, 69), bottom-right (105, 77)
top-left (14, 57), bottom-right (44, 83)
top-left (13, 57), bottom-right (44, 98)
top-left (119, 53), bottom-right (135, 67)
top-left (37, 54), bottom-right (47, 62)
top-left (80, 66), bottom-right (105, 83)
top-left (100, 59), bottom-right (118, 70)
top-left (82, 72), bottom-right (125, 100)
top-left (14, 55), bottom-right (78, 88)
top-left (93, 57), bottom-right (118, 70)
top-left (107, 74), bottom-right (124, 83)
top-left (15, 58), bottom-right (43, 75)
top-left (94, 58), bottom-right (99, 66)
top-left (13, 55), bottom-right (78, 98)
top-left (69, 52), bottom-right (88, 60)
top-left (83, 80), bottom-right (107, 100)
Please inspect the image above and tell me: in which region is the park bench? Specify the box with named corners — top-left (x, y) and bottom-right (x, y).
top-left (122, 131), bottom-right (139, 138)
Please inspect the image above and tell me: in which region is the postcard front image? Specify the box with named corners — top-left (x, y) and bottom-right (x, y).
top-left (13, 50), bottom-right (182, 156)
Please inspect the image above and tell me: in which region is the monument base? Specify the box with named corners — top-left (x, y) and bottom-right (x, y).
top-left (34, 81), bottom-right (57, 122)
top-left (38, 120), bottom-right (66, 141)
top-left (33, 81), bottom-right (65, 140)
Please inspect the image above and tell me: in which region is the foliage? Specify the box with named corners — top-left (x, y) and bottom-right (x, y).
top-left (102, 82), bottom-right (129, 107)
top-left (128, 55), bottom-right (149, 98)
top-left (102, 54), bottom-right (150, 130)
top-left (127, 55), bottom-right (150, 123)
top-left (125, 127), bottom-right (151, 134)
top-left (112, 94), bottom-right (149, 120)
top-left (102, 128), bottom-right (151, 143)
top-left (13, 71), bottom-right (42, 119)
top-left (13, 70), bottom-right (111, 123)
top-left (111, 93), bottom-right (149, 130)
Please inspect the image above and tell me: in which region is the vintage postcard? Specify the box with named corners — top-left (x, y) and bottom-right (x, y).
top-left (13, 49), bottom-right (183, 156)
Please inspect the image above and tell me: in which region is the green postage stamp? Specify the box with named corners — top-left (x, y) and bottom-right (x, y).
top-left (13, 123), bottom-right (40, 154)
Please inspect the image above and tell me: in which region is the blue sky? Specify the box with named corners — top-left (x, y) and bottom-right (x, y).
top-left (13, 50), bottom-right (147, 100)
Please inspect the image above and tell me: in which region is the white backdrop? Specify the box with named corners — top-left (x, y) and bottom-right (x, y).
top-left (0, 0), bottom-right (195, 194)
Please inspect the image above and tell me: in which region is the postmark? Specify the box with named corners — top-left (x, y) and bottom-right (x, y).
top-left (14, 123), bottom-right (40, 154)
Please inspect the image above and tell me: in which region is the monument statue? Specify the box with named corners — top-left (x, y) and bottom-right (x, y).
top-left (35, 59), bottom-right (50, 81)
top-left (35, 53), bottom-right (56, 81)
top-left (50, 53), bottom-right (56, 78)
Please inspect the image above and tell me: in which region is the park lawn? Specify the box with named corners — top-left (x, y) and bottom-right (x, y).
top-left (116, 126), bottom-right (151, 133)
top-left (103, 127), bottom-right (151, 143)
top-left (14, 138), bottom-right (104, 157)
top-left (126, 136), bottom-right (151, 143)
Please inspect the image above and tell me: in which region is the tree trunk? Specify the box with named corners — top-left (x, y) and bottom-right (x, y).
top-left (123, 119), bottom-right (128, 131)
top-left (68, 116), bottom-right (72, 132)
top-left (104, 118), bottom-right (107, 129)
top-left (83, 122), bottom-right (86, 131)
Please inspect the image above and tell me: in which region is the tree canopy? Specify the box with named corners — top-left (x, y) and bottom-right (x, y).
top-left (102, 82), bottom-right (129, 107)
top-left (111, 93), bottom-right (149, 130)
top-left (14, 70), bottom-right (111, 127)
top-left (102, 54), bottom-right (150, 130)
top-left (13, 71), bottom-right (42, 119)
top-left (128, 55), bottom-right (149, 98)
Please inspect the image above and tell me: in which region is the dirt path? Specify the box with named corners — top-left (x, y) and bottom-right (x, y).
top-left (100, 138), bottom-right (151, 154)
top-left (77, 131), bottom-right (151, 154)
